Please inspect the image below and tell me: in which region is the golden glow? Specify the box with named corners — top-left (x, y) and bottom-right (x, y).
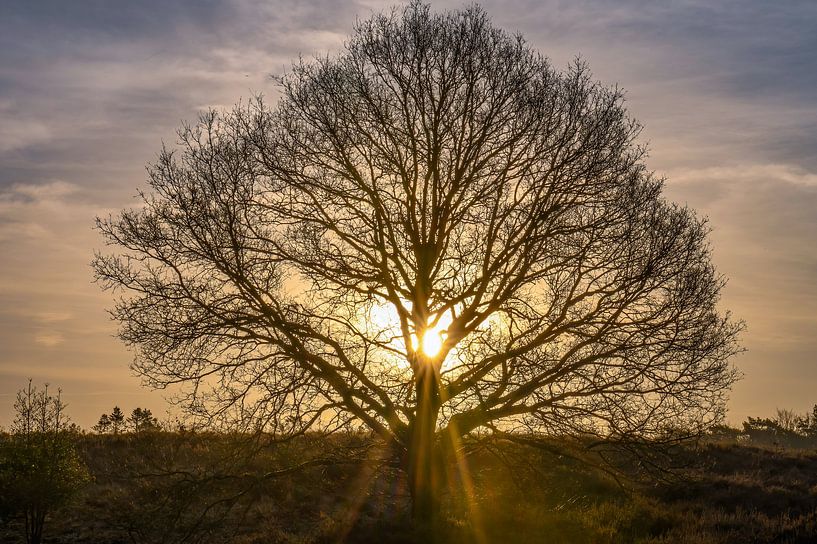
top-left (420, 326), bottom-right (445, 357)
top-left (364, 298), bottom-right (459, 365)
top-left (411, 311), bottom-right (453, 359)
top-left (367, 301), bottom-right (401, 332)
top-left (363, 300), bottom-right (410, 369)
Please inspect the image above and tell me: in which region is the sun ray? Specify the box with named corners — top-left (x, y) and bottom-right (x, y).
top-left (447, 424), bottom-right (488, 544)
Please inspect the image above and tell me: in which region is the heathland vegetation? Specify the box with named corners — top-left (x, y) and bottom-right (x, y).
top-left (3, 382), bottom-right (817, 543)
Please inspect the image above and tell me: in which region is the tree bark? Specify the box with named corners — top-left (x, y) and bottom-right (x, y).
top-left (407, 360), bottom-right (444, 526)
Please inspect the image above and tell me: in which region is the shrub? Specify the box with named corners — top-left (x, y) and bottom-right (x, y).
top-left (0, 381), bottom-right (89, 544)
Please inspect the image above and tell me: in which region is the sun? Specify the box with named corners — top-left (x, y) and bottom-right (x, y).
top-left (412, 312), bottom-right (453, 359)
top-left (364, 299), bottom-right (454, 362)
top-left (418, 325), bottom-right (446, 358)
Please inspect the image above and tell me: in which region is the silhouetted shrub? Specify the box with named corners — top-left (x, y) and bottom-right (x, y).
top-left (0, 381), bottom-right (89, 544)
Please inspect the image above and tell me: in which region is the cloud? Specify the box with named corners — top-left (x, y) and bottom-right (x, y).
top-left (0, 181), bottom-right (83, 248)
top-left (1, 180), bottom-right (78, 202)
top-left (671, 164), bottom-right (817, 187)
top-left (0, 101), bottom-right (51, 152)
top-left (34, 332), bottom-right (65, 347)
top-left (35, 312), bottom-right (73, 323)
top-left (465, 0), bottom-right (817, 175)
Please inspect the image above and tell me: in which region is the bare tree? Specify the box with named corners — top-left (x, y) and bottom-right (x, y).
top-left (94, 1), bottom-right (741, 523)
top-left (1, 381), bottom-right (88, 544)
top-left (11, 380), bottom-right (68, 437)
top-left (775, 408), bottom-right (801, 433)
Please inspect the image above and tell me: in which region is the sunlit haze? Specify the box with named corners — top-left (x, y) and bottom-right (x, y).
top-left (413, 312), bottom-right (454, 359)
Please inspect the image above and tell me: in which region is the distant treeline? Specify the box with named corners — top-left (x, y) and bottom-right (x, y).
top-left (709, 406), bottom-right (817, 448)
top-left (92, 406), bottom-right (160, 434)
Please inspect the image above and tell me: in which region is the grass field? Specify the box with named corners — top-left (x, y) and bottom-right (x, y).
top-left (3, 432), bottom-right (817, 543)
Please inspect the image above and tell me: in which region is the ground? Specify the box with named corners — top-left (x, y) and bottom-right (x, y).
top-left (2, 433), bottom-right (817, 543)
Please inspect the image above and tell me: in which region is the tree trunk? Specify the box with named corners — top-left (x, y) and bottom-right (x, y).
top-left (407, 360), bottom-right (444, 527)
top-left (25, 507), bottom-right (45, 544)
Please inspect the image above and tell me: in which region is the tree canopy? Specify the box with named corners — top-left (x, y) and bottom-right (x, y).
top-left (94, 0), bottom-right (741, 520)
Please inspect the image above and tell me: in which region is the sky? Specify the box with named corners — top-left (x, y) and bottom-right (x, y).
top-left (1, 0), bottom-right (816, 429)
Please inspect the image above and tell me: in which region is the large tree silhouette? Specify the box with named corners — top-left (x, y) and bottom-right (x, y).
top-left (94, 2), bottom-right (741, 522)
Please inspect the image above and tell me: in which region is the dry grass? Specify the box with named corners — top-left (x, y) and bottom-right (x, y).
top-left (3, 435), bottom-right (817, 543)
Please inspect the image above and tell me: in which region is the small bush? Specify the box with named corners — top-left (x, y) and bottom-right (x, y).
top-left (0, 381), bottom-right (89, 544)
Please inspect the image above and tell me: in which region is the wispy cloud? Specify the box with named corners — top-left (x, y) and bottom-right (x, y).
top-left (0, 101), bottom-right (51, 152)
top-left (34, 332), bottom-right (65, 347)
top-left (35, 311), bottom-right (73, 323)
